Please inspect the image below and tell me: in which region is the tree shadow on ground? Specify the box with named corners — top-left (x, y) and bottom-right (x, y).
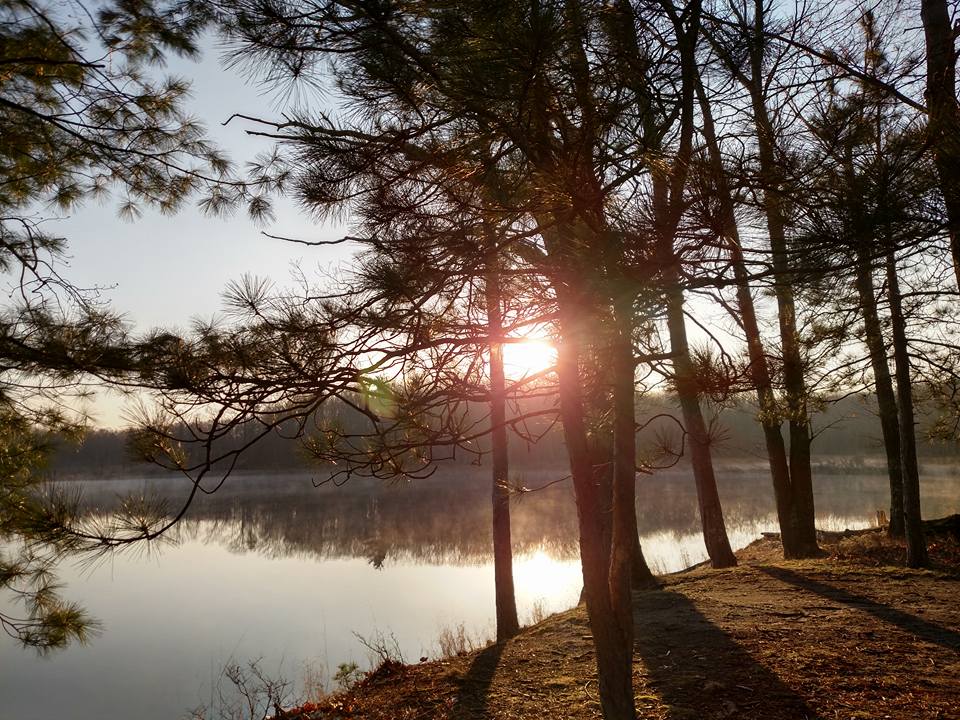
top-left (758, 565), bottom-right (960, 652)
top-left (450, 641), bottom-right (505, 718)
top-left (633, 589), bottom-right (820, 719)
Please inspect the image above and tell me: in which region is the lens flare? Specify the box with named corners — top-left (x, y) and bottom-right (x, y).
top-left (502, 339), bottom-right (556, 379)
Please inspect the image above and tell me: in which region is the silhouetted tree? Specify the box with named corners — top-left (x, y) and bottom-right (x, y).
top-left (704, 0), bottom-right (823, 558)
top-left (919, 0), bottom-right (960, 285)
top-left (786, 10), bottom-right (940, 563)
top-left (189, 1), bottom-right (682, 715)
top-left (0, 0), bottom-right (252, 650)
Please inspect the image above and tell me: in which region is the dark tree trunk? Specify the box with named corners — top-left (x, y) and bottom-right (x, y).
top-left (884, 250), bottom-right (929, 567)
top-left (589, 433), bottom-right (615, 569)
top-left (664, 283), bottom-right (737, 568)
top-left (585, 332), bottom-right (654, 593)
top-left (631, 529), bottom-right (657, 589)
top-left (695, 75), bottom-right (809, 558)
top-left (650, 134), bottom-right (736, 569)
top-left (747, 56), bottom-right (819, 557)
top-left (554, 297), bottom-right (635, 720)
top-left (584, 433), bottom-right (656, 596)
top-left (732, 249), bottom-right (805, 555)
top-left (607, 293), bottom-right (640, 689)
top-left (590, 290), bottom-right (657, 589)
top-left (920, 0), bottom-right (960, 288)
top-left (752, 137), bottom-right (819, 553)
top-left (853, 248), bottom-right (905, 537)
top-left (541, 211), bottom-right (636, 720)
top-left (485, 265), bottom-right (520, 641)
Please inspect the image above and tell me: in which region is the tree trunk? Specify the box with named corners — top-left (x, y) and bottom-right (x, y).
top-left (731, 248), bottom-right (806, 555)
top-left (631, 529), bottom-right (657, 588)
top-left (884, 250), bottom-right (929, 567)
top-left (589, 431), bottom-right (615, 569)
top-left (853, 247), bottom-right (905, 537)
top-left (650, 156), bottom-right (736, 569)
top-left (607, 293), bottom-right (640, 694)
top-left (695, 75), bottom-right (809, 558)
top-left (616, 301), bottom-right (655, 593)
top-left (585, 433), bottom-right (656, 596)
top-left (485, 265), bottom-right (520, 641)
top-left (554, 298), bottom-right (636, 720)
top-left (541, 214), bottom-right (636, 720)
top-left (920, 0), bottom-right (960, 289)
top-left (748, 73), bottom-right (819, 557)
top-left (664, 283), bottom-right (737, 567)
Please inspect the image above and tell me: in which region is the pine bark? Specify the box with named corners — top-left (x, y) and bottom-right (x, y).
top-left (649, 20), bottom-right (737, 567)
top-left (555, 294), bottom-right (635, 720)
top-left (751, 104), bottom-right (819, 555)
top-left (542, 214), bottom-right (637, 720)
top-left (695, 75), bottom-right (811, 557)
top-left (920, 0), bottom-right (960, 288)
top-left (485, 264), bottom-right (520, 641)
top-left (883, 250), bottom-right (929, 567)
top-left (842, 143), bottom-right (906, 539)
top-left (853, 248), bottom-right (905, 537)
top-left (664, 282), bottom-right (737, 567)
top-left (746, 21), bottom-right (819, 555)
top-left (608, 291), bottom-right (641, 668)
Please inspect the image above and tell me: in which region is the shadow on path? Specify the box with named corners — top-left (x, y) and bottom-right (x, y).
top-left (758, 565), bottom-right (960, 652)
top-left (450, 641), bottom-right (505, 718)
top-left (633, 589), bottom-right (820, 719)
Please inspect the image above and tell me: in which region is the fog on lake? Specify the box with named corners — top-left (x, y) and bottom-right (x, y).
top-left (2, 461), bottom-right (958, 720)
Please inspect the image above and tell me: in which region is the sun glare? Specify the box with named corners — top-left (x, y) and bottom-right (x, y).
top-left (502, 339), bottom-right (556, 379)
top-left (512, 549), bottom-right (582, 611)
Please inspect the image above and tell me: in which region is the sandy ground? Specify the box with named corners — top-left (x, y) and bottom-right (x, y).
top-left (278, 525), bottom-right (960, 720)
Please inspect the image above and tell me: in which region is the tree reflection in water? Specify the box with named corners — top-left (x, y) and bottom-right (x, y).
top-left (70, 461), bottom-right (960, 572)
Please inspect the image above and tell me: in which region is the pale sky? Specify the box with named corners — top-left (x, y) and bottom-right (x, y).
top-left (27, 37), bottom-right (738, 428)
top-left (22, 40), bottom-right (354, 426)
top-left (58, 44), bottom-right (353, 330)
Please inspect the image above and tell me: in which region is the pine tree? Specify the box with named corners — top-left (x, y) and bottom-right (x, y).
top-left (0, 0), bottom-right (248, 650)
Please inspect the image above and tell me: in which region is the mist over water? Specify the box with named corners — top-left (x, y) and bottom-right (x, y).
top-left (3, 462), bottom-right (958, 720)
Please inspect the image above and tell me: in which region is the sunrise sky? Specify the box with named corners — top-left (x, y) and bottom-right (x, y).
top-left (33, 37), bottom-right (732, 427)
top-left (33, 40), bottom-right (351, 333)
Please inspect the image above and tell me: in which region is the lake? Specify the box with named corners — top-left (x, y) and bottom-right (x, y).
top-left (2, 460), bottom-right (958, 720)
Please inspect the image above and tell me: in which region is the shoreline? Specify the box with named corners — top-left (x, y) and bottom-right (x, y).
top-left (275, 518), bottom-right (960, 719)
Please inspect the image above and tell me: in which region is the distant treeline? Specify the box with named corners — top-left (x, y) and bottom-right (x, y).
top-left (49, 393), bottom-right (960, 478)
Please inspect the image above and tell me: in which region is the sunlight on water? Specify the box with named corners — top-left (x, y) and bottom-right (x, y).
top-left (0, 535), bottom-right (582, 720)
top-left (512, 548), bottom-right (582, 617)
top-left (638, 513), bottom-right (875, 574)
top-left (1, 467), bottom-right (956, 720)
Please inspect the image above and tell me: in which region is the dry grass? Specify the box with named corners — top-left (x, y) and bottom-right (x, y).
top-left (273, 518), bottom-right (960, 720)
top-left (523, 599), bottom-right (548, 627)
top-left (435, 622), bottom-right (487, 659)
top-left (300, 660), bottom-right (327, 704)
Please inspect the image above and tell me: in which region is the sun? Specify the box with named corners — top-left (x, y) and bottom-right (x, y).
top-left (502, 338), bottom-right (556, 379)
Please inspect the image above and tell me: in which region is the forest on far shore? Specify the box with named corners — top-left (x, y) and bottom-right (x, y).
top-left (50, 393), bottom-right (960, 478)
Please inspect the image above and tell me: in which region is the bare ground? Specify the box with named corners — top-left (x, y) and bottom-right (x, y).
top-left (280, 522), bottom-right (960, 720)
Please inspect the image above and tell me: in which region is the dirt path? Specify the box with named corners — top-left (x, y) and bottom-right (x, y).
top-left (631, 564), bottom-right (960, 719)
top-left (289, 538), bottom-right (960, 719)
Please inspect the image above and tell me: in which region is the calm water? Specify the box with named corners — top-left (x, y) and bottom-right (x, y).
top-left (2, 461), bottom-right (959, 720)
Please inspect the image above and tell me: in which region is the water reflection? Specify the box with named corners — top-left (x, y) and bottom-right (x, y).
top-left (1, 462), bottom-right (956, 720)
top-left (74, 461), bottom-right (960, 571)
